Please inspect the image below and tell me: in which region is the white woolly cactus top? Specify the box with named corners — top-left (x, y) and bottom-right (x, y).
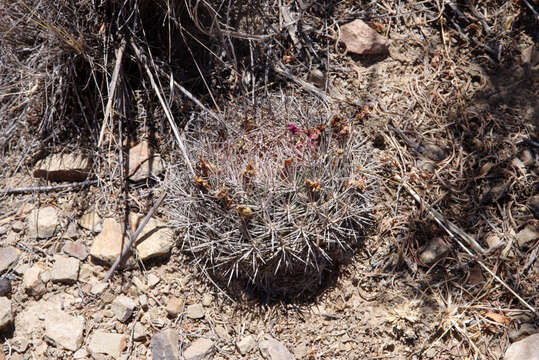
top-left (166, 94), bottom-right (378, 297)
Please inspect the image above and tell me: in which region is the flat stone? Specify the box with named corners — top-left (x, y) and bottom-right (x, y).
top-left (147, 273), bottom-right (160, 288)
top-left (186, 304), bottom-right (205, 319)
top-left (90, 282), bottom-right (108, 296)
top-left (61, 222), bottom-right (79, 239)
top-left (237, 334), bottom-right (257, 355)
top-left (90, 218), bottom-right (124, 264)
top-left (128, 141), bottom-right (164, 182)
top-left (73, 348), bottom-right (89, 359)
top-left (151, 327), bottom-right (179, 360)
top-left (509, 323), bottom-right (537, 342)
top-left (259, 335), bottom-right (294, 360)
top-left (111, 295), bottom-right (137, 323)
top-left (133, 322), bottom-right (146, 341)
top-left (0, 246), bottom-right (20, 273)
top-left (129, 214), bottom-right (174, 261)
top-left (214, 325), bottom-right (230, 340)
top-left (51, 254), bottom-right (79, 283)
top-left (88, 331), bottom-right (127, 359)
top-left (516, 225), bottom-right (539, 247)
top-left (419, 237), bottom-right (450, 265)
top-left (62, 241), bottom-right (88, 260)
top-left (33, 153), bottom-right (91, 182)
top-left (14, 297), bottom-right (60, 337)
top-left (183, 338), bottom-right (214, 360)
top-left (339, 19), bottom-right (388, 55)
top-left (27, 206), bottom-right (59, 239)
top-left (166, 297), bottom-right (184, 317)
top-left (78, 211), bottom-right (103, 233)
top-left (0, 279), bottom-right (11, 296)
top-left (23, 264), bottom-right (47, 297)
top-left (0, 297), bottom-right (13, 331)
top-left (44, 311), bottom-right (85, 351)
top-left (138, 294), bottom-right (148, 309)
top-left (504, 333), bottom-right (539, 360)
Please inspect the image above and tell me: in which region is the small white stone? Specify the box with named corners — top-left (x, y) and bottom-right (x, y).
top-left (186, 304), bottom-right (205, 319)
top-left (91, 282), bottom-right (108, 295)
top-left (88, 331), bottom-right (127, 359)
top-left (44, 311), bottom-right (85, 351)
top-left (147, 273), bottom-right (160, 288)
top-left (27, 206), bottom-right (59, 239)
top-left (237, 334), bottom-right (257, 355)
top-left (201, 293), bottom-right (213, 307)
top-left (111, 295), bottom-right (137, 323)
top-left (183, 338), bottom-right (214, 360)
top-left (51, 254), bottom-right (80, 283)
top-left (23, 264), bottom-right (46, 297)
top-left (133, 322), bottom-right (146, 341)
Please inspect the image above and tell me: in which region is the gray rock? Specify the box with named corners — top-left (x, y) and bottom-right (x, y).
top-left (0, 297), bottom-right (13, 331)
top-left (44, 311), bottom-right (85, 351)
top-left (0, 246), bottom-right (20, 273)
top-left (61, 221), bottom-right (79, 239)
top-left (133, 322), bottom-right (146, 341)
top-left (130, 213), bottom-right (174, 261)
top-left (201, 294), bottom-right (212, 307)
top-left (259, 335), bottom-right (295, 360)
top-left (508, 323), bottom-right (537, 342)
top-left (504, 333), bottom-right (539, 360)
top-left (186, 304), bottom-right (205, 319)
top-left (33, 153), bottom-right (91, 182)
top-left (516, 226), bottom-right (539, 247)
top-left (0, 278), bottom-right (11, 296)
top-left (111, 295), bottom-right (137, 323)
top-left (183, 338), bottom-right (214, 360)
top-left (23, 264), bottom-right (47, 297)
top-left (90, 282), bottom-right (108, 296)
top-left (214, 325), bottom-right (230, 341)
top-left (165, 297), bottom-right (184, 317)
top-left (419, 238), bottom-right (450, 265)
top-left (88, 331), bottom-right (127, 359)
top-left (27, 206), bottom-right (59, 239)
top-left (78, 211), bottom-right (103, 233)
top-left (237, 334), bottom-right (257, 355)
top-left (73, 348), bottom-right (89, 359)
top-left (51, 254), bottom-right (80, 283)
top-left (62, 240), bottom-right (88, 260)
top-left (147, 273), bottom-right (160, 288)
top-left (128, 140), bottom-right (164, 182)
top-left (151, 327), bottom-right (179, 360)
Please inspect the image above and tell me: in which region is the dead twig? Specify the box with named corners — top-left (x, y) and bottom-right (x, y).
top-left (1, 180), bottom-right (99, 194)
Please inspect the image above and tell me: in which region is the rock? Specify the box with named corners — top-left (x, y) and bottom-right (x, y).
top-left (61, 222), bottom-right (79, 239)
top-left (0, 246), bottom-right (20, 273)
top-left (147, 273), bottom-right (160, 288)
top-left (27, 206), bottom-right (59, 239)
top-left (419, 238), bottom-right (450, 266)
top-left (307, 69), bottom-right (325, 88)
top-left (133, 322), bottom-right (146, 341)
top-left (14, 296), bottom-right (60, 337)
top-left (504, 333), bottom-right (539, 360)
top-left (91, 282), bottom-right (108, 296)
top-left (485, 232), bottom-right (503, 249)
top-left (90, 218), bottom-right (124, 264)
top-left (111, 295), bottom-right (137, 323)
top-left (23, 264), bottom-right (47, 297)
top-left (509, 323), bottom-right (537, 342)
top-left (186, 304), bottom-right (205, 319)
top-left (88, 331), bottom-right (127, 359)
top-left (33, 153), bottom-right (91, 182)
top-left (417, 159), bottom-right (434, 172)
top-left (129, 214), bottom-right (174, 261)
top-left (165, 297), bottom-right (184, 317)
top-left (339, 19), bottom-right (388, 55)
top-left (78, 211), bottom-right (103, 233)
top-left (51, 254), bottom-right (80, 283)
top-left (183, 338), bottom-right (214, 360)
top-left (10, 336), bottom-right (30, 353)
top-left (128, 141), bottom-right (164, 181)
top-left (44, 311), bottom-right (85, 351)
top-left (73, 348), bottom-right (89, 359)
top-left (201, 294), bottom-right (212, 307)
top-left (62, 240), bottom-right (88, 260)
top-left (516, 225), bottom-right (539, 247)
top-left (237, 334), bottom-right (257, 355)
top-left (138, 294), bottom-right (148, 309)
top-left (151, 327), bottom-right (179, 360)
top-left (214, 325), bottom-right (230, 340)
top-left (0, 279), bottom-right (11, 296)
top-left (259, 335), bottom-right (295, 360)
top-left (0, 297), bottom-right (13, 331)
top-left (11, 220), bottom-right (24, 232)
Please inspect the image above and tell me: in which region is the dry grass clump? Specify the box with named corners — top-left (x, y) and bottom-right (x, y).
top-left (166, 94), bottom-right (378, 296)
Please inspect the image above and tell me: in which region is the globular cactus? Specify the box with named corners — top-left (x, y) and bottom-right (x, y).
top-left (167, 94), bottom-right (378, 297)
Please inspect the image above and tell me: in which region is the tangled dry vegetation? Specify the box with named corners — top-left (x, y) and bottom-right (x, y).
top-left (1, 0), bottom-right (538, 358)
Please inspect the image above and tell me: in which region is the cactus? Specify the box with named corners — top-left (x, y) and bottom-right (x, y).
top-left (166, 94), bottom-right (378, 297)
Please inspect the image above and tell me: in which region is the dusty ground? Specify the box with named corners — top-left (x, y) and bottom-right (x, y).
top-left (1, 1), bottom-right (538, 359)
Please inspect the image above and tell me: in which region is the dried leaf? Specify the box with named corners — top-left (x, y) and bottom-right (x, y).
top-left (477, 162), bottom-right (495, 178)
top-left (485, 311), bottom-right (511, 325)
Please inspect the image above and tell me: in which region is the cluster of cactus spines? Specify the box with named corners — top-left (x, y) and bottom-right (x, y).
top-left (167, 94), bottom-right (378, 296)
